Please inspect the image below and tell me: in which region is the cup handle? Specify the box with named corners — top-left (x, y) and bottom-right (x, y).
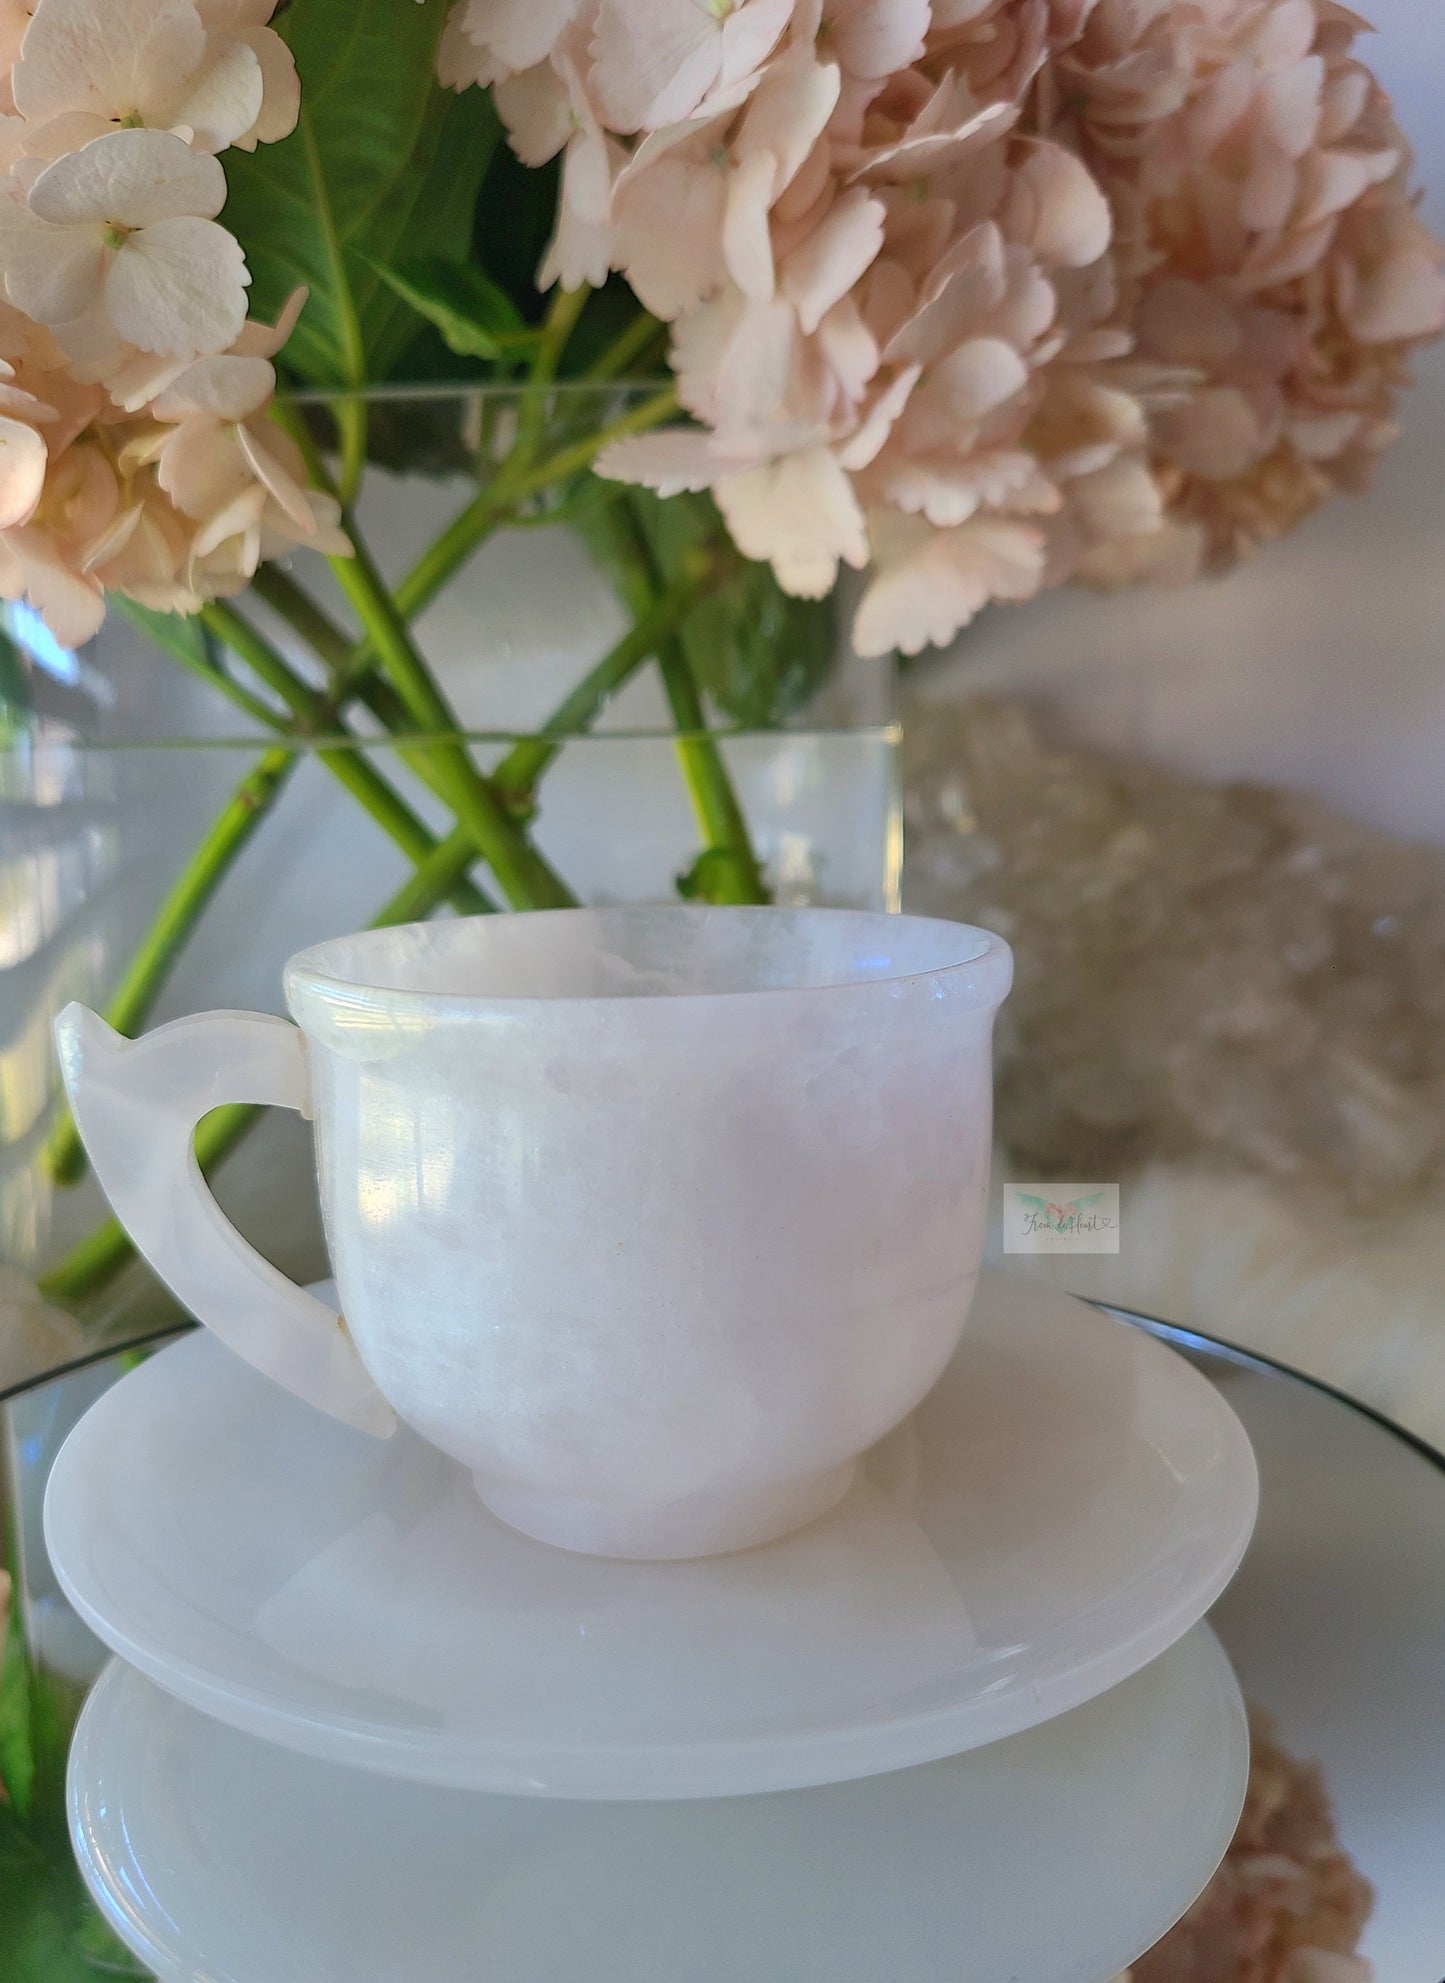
top-left (55, 1004), bottom-right (395, 1437)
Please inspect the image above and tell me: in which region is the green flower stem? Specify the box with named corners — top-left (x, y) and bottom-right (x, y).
top-left (41, 618), bottom-right (497, 1187)
top-left (36, 823), bottom-right (495, 1307)
top-left (38, 387), bottom-right (686, 1259)
top-left (659, 665), bottom-right (769, 905)
top-left (499, 387), bottom-right (678, 512)
top-left (596, 500), bottom-right (768, 905)
top-left (386, 385), bottom-right (678, 634)
top-left (491, 557), bottom-right (718, 810)
top-left (256, 544), bottom-right (718, 819)
top-left (115, 599), bottom-right (280, 730)
top-left (42, 748), bottom-right (297, 1187)
top-left (199, 599), bottom-right (496, 893)
top-left (371, 823), bottom-right (477, 923)
top-left (38, 559), bottom-right (714, 1240)
top-left (247, 565), bottom-right (410, 732)
top-left (585, 310), bottom-right (666, 383)
top-left (264, 382), bottom-right (676, 715)
top-left (514, 283), bottom-right (589, 467)
top-left (323, 528), bottom-right (576, 909)
top-left (271, 405), bottom-right (580, 909)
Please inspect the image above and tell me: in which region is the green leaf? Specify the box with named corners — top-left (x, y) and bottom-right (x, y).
top-left (471, 141), bottom-right (559, 325)
top-left (0, 1568), bottom-right (141, 1982)
top-left (365, 255), bottom-right (533, 361)
top-left (0, 616), bottom-right (34, 743)
top-left (676, 848), bottom-right (739, 901)
top-left (0, 1796), bottom-right (147, 1983)
top-left (221, 0), bottom-right (500, 384)
top-left (0, 1602), bottom-right (35, 1821)
top-left (610, 490), bottom-right (840, 728)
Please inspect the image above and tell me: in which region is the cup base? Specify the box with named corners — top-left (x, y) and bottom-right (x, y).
top-left (472, 1459), bottom-right (859, 1561)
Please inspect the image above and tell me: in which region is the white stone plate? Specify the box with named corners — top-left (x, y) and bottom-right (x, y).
top-left (70, 1629), bottom-right (1247, 1983)
top-left (43, 1269), bottom-right (1257, 1799)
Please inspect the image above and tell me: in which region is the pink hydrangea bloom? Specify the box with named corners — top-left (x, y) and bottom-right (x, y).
top-left (0, 0), bottom-right (334, 643)
top-left (442, 0), bottom-right (1444, 655)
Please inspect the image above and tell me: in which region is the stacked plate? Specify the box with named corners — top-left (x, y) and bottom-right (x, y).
top-left (45, 1269), bottom-right (1259, 1983)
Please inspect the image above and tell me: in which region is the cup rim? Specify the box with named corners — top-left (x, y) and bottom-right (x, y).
top-left (284, 905), bottom-right (1012, 1014)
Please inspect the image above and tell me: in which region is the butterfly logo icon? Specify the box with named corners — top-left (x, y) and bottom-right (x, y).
top-left (1015, 1191), bottom-right (1105, 1232)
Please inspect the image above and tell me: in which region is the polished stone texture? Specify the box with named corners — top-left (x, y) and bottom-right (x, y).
top-left (60, 907), bottom-right (1011, 1559)
top-left (905, 696), bottom-right (1445, 1211)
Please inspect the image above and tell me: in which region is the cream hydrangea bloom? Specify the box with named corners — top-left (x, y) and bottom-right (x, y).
top-left (152, 344), bottom-right (349, 575)
top-left (590, 0), bottom-right (794, 134)
top-left (194, 0), bottom-right (299, 149)
top-left (0, 0), bottom-right (327, 644)
top-left (0, 429), bottom-right (118, 641)
top-left (438, 0), bottom-right (586, 91)
top-left (0, 378), bottom-right (49, 529)
top-left (566, 0), bottom-right (1444, 652)
top-left (1050, 0), bottom-right (1445, 581)
top-left (0, 1), bottom-right (32, 116)
top-left (0, 129), bottom-right (248, 362)
top-left (10, 0), bottom-right (295, 157)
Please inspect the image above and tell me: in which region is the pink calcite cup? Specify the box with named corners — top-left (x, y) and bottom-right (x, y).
top-left (57, 906), bottom-right (1011, 1559)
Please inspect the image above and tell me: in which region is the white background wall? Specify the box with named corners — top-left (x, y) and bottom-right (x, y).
top-left (912, 0), bottom-right (1445, 847)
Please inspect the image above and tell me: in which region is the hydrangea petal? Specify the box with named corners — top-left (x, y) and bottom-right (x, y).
top-left (596, 429), bottom-right (740, 495)
top-left (437, 4), bottom-right (489, 89)
top-left (713, 0), bottom-right (793, 100)
top-left (1250, 0), bottom-right (1317, 73)
top-left (0, 525), bottom-right (107, 643)
top-left (1157, 385), bottom-right (1266, 478)
top-left (0, 414), bottom-right (47, 529)
top-left (104, 212), bottom-right (248, 354)
top-left (1001, 142), bottom-right (1112, 269)
top-left (160, 31), bottom-right (264, 152)
top-left (196, 0), bottom-right (283, 30)
top-left (931, 336), bottom-right (1031, 419)
top-left (192, 481), bottom-right (267, 561)
top-left (152, 352), bottom-right (273, 421)
top-left (157, 417), bottom-right (251, 518)
top-left (781, 189), bottom-right (885, 335)
top-left (836, 363), bottom-right (920, 470)
top-left (238, 27), bottom-right (300, 145)
top-left (29, 129), bottom-right (226, 228)
top-left (538, 131), bottom-right (619, 291)
top-left (442, 0), bottom-right (582, 88)
top-left (81, 502), bottom-right (145, 574)
top-left (495, 63), bottom-right (573, 168)
top-left (1257, 55), bottom-right (1324, 159)
top-left (232, 286), bottom-right (307, 359)
top-left (1138, 278), bottom-right (1241, 365)
top-left (823, 0), bottom-right (930, 82)
top-left (12, 0), bottom-right (207, 128)
top-left (1339, 248), bottom-right (1445, 343)
top-left (236, 421), bottom-right (315, 529)
top-left (615, 153), bottom-right (729, 319)
top-left (19, 112), bottom-right (116, 161)
top-left (739, 50), bottom-right (840, 194)
top-left (591, 0), bottom-right (722, 133)
top-left (0, 201), bottom-right (106, 323)
top-left (716, 446), bottom-right (869, 597)
top-left (723, 148), bottom-right (778, 300)
top-left (1068, 457), bottom-right (1163, 539)
top-left (815, 296), bottom-right (881, 406)
top-left (852, 516), bottom-right (1043, 655)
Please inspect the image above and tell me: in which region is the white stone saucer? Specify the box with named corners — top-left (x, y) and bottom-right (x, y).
top-left (43, 1269), bottom-right (1257, 1799)
top-left (69, 1628), bottom-right (1247, 1983)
